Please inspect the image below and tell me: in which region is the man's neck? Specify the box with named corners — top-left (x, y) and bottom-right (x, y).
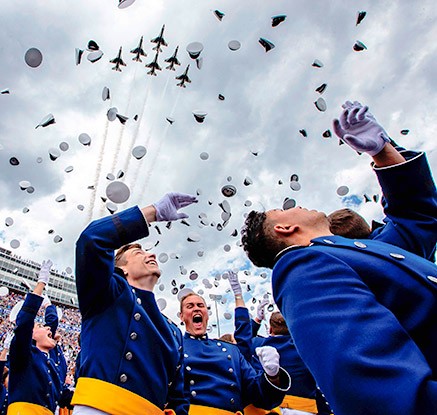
top-left (128, 276), bottom-right (157, 292)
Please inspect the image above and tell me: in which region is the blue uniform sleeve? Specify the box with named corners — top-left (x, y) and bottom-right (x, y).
top-left (372, 151), bottom-right (437, 261)
top-left (251, 319), bottom-right (261, 337)
top-left (9, 293), bottom-right (43, 371)
top-left (234, 307), bottom-right (255, 362)
top-left (273, 249), bottom-right (437, 415)
top-left (165, 331), bottom-right (190, 415)
top-left (44, 304), bottom-right (58, 336)
top-left (239, 349), bottom-right (288, 410)
top-left (75, 206), bottom-right (150, 319)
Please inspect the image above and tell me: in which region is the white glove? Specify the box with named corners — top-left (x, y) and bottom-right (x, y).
top-left (256, 345), bottom-right (280, 377)
top-left (256, 299), bottom-right (269, 321)
top-left (38, 259), bottom-right (53, 285)
top-left (153, 192), bottom-right (198, 222)
top-left (228, 271), bottom-right (242, 296)
top-left (333, 101), bottom-right (390, 156)
top-left (42, 295), bottom-right (52, 308)
top-left (3, 331), bottom-right (14, 349)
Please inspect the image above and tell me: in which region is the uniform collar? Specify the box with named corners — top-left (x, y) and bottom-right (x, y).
top-left (274, 244), bottom-right (305, 264)
top-left (184, 332), bottom-right (208, 341)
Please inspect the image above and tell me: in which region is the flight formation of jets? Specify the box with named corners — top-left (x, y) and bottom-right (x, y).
top-left (76, 25), bottom-right (190, 87)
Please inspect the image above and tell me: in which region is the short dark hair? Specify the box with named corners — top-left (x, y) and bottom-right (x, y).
top-left (241, 211), bottom-right (288, 269)
top-left (328, 208), bottom-right (371, 239)
top-left (115, 243), bottom-right (142, 267)
top-left (269, 312), bottom-right (289, 335)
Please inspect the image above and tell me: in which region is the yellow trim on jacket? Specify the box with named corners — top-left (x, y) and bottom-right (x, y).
top-left (71, 377), bottom-right (165, 415)
top-left (244, 394), bottom-right (317, 415)
top-left (189, 404), bottom-right (243, 415)
top-left (7, 402), bottom-right (54, 415)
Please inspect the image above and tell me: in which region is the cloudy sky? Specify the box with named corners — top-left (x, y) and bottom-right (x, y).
top-left (1, 0), bottom-right (436, 335)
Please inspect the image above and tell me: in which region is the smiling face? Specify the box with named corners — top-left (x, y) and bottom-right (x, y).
top-left (180, 294), bottom-right (209, 336)
top-left (32, 323), bottom-right (56, 351)
top-left (117, 245), bottom-right (162, 285)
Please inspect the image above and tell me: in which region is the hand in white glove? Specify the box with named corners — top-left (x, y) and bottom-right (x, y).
top-left (228, 271), bottom-right (242, 296)
top-left (153, 193), bottom-right (198, 222)
top-left (333, 101), bottom-right (390, 156)
top-left (42, 295), bottom-right (52, 308)
top-left (256, 345), bottom-right (280, 377)
top-left (3, 331), bottom-right (14, 350)
top-left (38, 259), bottom-right (53, 285)
top-left (256, 299), bottom-right (269, 321)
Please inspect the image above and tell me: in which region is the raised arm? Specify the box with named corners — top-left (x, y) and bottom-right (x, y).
top-left (333, 100), bottom-right (437, 259)
top-left (76, 193), bottom-right (197, 319)
top-left (9, 284), bottom-right (44, 370)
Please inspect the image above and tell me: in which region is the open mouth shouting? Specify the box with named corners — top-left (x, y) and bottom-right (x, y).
top-left (180, 294), bottom-right (208, 336)
top-left (192, 314), bottom-right (203, 330)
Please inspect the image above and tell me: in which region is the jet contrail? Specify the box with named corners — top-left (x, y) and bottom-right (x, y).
top-left (139, 85), bottom-right (181, 195)
top-left (130, 72), bottom-right (172, 201)
top-left (122, 76), bottom-right (151, 176)
top-left (100, 65), bottom-right (139, 216)
top-left (108, 65), bottom-right (138, 176)
top-left (86, 113), bottom-right (111, 223)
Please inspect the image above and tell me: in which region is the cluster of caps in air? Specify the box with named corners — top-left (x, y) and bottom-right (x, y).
top-left (154, 269), bottom-right (274, 318)
top-left (5, 129), bottom-right (94, 248)
top-left (298, 10), bottom-right (370, 140)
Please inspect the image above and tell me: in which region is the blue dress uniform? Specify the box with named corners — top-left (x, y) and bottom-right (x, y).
top-left (0, 360), bottom-right (8, 415)
top-left (7, 293), bottom-right (62, 414)
top-left (71, 206), bottom-right (189, 415)
top-left (272, 236), bottom-right (437, 415)
top-left (182, 332), bottom-right (290, 415)
top-left (44, 305), bottom-right (68, 387)
top-left (234, 307), bottom-right (331, 414)
top-left (368, 151), bottom-right (437, 261)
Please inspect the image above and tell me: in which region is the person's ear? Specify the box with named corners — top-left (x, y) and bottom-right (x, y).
top-left (273, 223), bottom-right (298, 236)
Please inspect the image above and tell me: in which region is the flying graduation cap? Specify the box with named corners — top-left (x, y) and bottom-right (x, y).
top-left (118, 0), bottom-right (135, 8)
top-left (192, 110), bottom-right (207, 123)
top-left (186, 42), bottom-right (204, 59)
top-left (258, 38), bottom-right (275, 52)
top-left (271, 15), bottom-right (286, 27)
top-left (353, 40), bottom-right (367, 51)
top-left (35, 113), bottom-right (55, 129)
top-left (213, 9), bottom-right (225, 21)
top-left (356, 11), bottom-right (367, 26)
top-left (25, 48), bottom-right (43, 68)
top-left (315, 83), bottom-right (327, 94)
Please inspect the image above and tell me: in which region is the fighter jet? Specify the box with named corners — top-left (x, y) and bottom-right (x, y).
top-left (130, 36), bottom-right (147, 62)
top-left (151, 25), bottom-right (168, 52)
top-left (175, 64), bottom-right (191, 88)
top-left (165, 46), bottom-right (180, 70)
top-left (110, 47), bottom-right (126, 72)
top-left (146, 52), bottom-right (161, 76)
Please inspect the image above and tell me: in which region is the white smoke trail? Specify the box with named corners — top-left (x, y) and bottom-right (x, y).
top-left (122, 76), bottom-right (151, 176)
top-left (86, 114), bottom-right (111, 223)
top-left (140, 85), bottom-right (181, 195)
